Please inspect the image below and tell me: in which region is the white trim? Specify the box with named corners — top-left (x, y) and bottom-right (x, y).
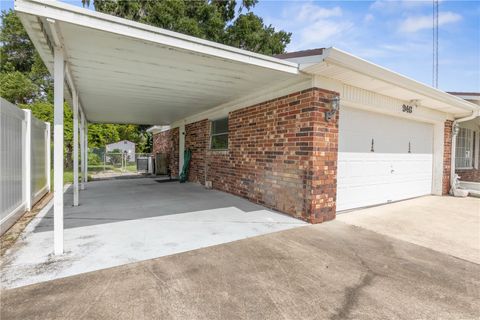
top-left (432, 122), bottom-right (444, 195)
top-left (15, 0), bottom-right (298, 75)
top-left (314, 48), bottom-right (478, 115)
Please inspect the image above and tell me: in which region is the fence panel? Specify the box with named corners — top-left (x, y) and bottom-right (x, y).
top-left (30, 116), bottom-right (50, 205)
top-left (0, 98), bottom-right (26, 229)
top-left (0, 98), bottom-right (50, 235)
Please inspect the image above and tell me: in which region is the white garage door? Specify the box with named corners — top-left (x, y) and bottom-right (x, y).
top-left (337, 106), bottom-right (434, 211)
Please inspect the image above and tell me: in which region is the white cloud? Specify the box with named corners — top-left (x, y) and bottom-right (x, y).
top-left (282, 2), bottom-right (352, 50)
top-left (296, 20), bottom-right (353, 50)
top-left (364, 13), bottom-right (375, 23)
top-left (399, 11), bottom-right (462, 33)
top-left (296, 4), bottom-right (343, 22)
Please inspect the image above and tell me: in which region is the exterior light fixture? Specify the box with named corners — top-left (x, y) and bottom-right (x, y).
top-left (452, 123), bottom-right (460, 136)
top-left (326, 96), bottom-right (340, 121)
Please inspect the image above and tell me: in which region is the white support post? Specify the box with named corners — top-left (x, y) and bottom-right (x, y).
top-left (475, 129), bottom-right (480, 170)
top-left (80, 111), bottom-right (85, 190)
top-left (24, 109), bottom-right (32, 211)
top-left (179, 123), bottom-right (185, 177)
top-left (46, 122), bottom-right (51, 192)
top-left (84, 122), bottom-right (88, 183)
top-left (53, 47), bottom-right (64, 255)
top-left (73, 91), bottom-right (79, 206)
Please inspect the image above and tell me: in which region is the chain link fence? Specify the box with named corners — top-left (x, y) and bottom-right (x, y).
top-left (63, 149), bottom-right (154, 180)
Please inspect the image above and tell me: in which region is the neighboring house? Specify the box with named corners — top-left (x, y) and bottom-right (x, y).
top-left (106, 140), bottom-right (136, 162)
top-left (448, 92), bottom-right (480, 183)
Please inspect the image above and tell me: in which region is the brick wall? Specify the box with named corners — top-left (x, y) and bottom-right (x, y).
top-left (152, 127), bottom-right (179, 177)
top-left (185, 88), bottom-right (339, 223)
top-left (442, 120), bottom-right (453, 195)
top-left (455, 169), bottom-right (480, 182)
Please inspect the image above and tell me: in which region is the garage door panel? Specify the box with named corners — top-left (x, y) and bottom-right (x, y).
top-left (337, 107), bottom-right (434, 211)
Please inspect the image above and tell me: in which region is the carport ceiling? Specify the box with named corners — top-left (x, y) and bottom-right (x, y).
top-left (15, 0), bottom-right (299, 125)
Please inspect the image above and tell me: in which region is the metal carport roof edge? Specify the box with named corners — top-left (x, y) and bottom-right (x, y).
top-left (14, 0), bottom-right (299, 75)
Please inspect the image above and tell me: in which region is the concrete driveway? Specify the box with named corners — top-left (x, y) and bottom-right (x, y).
top-left (2, 220), bottom-right (479, 320)
top-left (337, 196), bottom-right (480, 263)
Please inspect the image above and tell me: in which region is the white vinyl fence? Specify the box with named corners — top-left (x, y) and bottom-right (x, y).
top-left (0, 98), bottom-right (50, 235)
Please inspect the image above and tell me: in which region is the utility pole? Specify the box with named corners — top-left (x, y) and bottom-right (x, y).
top-left (433, 0), bottom-right (439, 88)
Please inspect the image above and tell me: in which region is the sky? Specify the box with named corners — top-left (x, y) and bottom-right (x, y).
top-left (1, 0), bottom-right (479, 92)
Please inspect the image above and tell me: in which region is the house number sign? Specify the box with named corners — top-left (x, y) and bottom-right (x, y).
top-left (402, 104), bottom-right (414, 113)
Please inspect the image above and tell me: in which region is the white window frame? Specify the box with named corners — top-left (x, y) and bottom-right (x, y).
top-left (455, 127), bottom-right (475, 170)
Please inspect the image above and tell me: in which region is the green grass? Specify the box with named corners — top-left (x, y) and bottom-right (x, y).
top-left (125, 164), bottom-right (137, 172)
top-left (50, 169), bottom-right (92, 191)
top-left (50, 163), bottom-right (138, 191)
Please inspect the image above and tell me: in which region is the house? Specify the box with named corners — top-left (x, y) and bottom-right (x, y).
top-left (106, 140), bottom-right (136, 162)
top-left (149, 48), bottom-right (480, 221)
top-left (13, 0), bottom-right (479, 254)
top-left (448, 92), bottom-right (480, 185)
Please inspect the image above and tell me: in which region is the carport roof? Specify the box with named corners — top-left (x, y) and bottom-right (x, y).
top-left (15, 0), bottom-right (299, 125)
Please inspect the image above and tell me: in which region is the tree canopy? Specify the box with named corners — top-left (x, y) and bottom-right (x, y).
top-left (83, 0), bottom-right (291, 55)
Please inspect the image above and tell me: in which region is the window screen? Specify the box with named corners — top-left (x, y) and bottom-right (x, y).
top-left (211, 118), bottom-right (228, 150)
top-left (456, 128), bottom-right (473, 168)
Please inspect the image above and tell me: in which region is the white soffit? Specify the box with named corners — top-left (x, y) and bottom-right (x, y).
top-left (300, 48), bottom-right (479, 118)
top-left (15, 0), bottom-right (299, 125)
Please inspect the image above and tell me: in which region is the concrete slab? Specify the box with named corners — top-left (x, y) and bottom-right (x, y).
top-left (34, 177), bottom-right (273, 232)
top-left (2, 221), bottom-right (479, 320)
top-left (337, 195), bottom-right (480, 264)
top-left (1, 179), bottom-right (305, 289)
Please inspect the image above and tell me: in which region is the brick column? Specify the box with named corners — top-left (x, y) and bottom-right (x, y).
top-left (442, 120), bottom-right (453, 195)
top-left (308, 89), bottom-right (339, 223)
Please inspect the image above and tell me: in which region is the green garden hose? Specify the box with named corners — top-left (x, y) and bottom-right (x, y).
top-left (179, 149), bottom-right (192, 183)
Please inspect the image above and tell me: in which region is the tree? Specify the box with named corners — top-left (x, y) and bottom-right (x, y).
top-left (0, 10), bottom-right (51, 103)
top-left (0, 10), bottom-right (36, 73)
top-left (82, 0), bottom-right (291, 55)
top-left (0, 71), bottom-right (37, 104)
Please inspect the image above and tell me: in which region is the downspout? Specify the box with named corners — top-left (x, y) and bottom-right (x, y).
top-left (450, 109), bottom-right (480, 194)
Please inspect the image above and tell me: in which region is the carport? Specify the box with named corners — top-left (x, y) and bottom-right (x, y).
top-left (1, 178), bottom-right (305, 289)
top-left (15, 0), bottom-right (300, 255)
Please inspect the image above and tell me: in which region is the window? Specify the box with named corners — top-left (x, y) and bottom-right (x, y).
top-left (211, 118), bottom-right (228, 150)
top-left (455, 128), bottom-right (474, 169)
